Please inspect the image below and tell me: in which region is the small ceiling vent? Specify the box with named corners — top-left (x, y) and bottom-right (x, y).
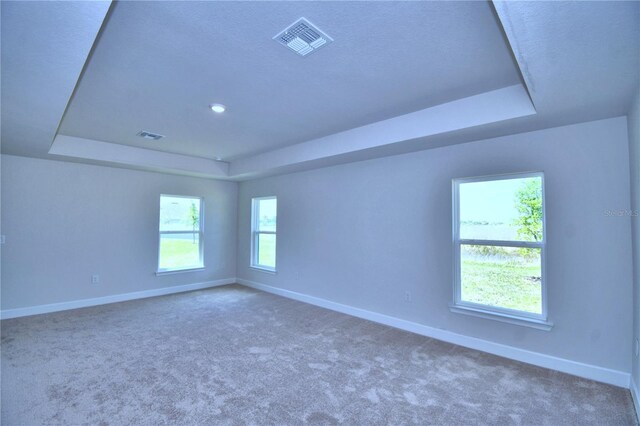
top-left (137, 130), bottom-right (164, 141)
top-left (274, 18), bottom-right (333, 57)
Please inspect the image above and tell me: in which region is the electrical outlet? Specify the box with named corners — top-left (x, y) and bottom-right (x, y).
top-left (91, 275), bottom-right (100, 285)
top-left (403, 291), bottom-right (411, 303)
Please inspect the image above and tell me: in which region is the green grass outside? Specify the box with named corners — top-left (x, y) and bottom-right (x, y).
top-left (461, 259), bottom-right (541, 314)
top-left (257, 234), bottom-right (276, 268)
top-left (159, 238), bottom-right (201, 270)
top-left (160, 236), bottom-right (277, 270)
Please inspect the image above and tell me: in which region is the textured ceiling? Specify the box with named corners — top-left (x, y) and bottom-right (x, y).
top-left (494, 0), bottom-right (639, 124)
top-left (229, 0), bottom-right (640, 179)
top-left (2, 1), bottom-right (638, 180)
top-left (0, 1), bottom-right (111, 158)
top-left (58, 1), bottom-right (521, 161)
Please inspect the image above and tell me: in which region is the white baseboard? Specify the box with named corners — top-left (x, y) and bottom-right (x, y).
top-left (237, 278), bottom-right (630, 388)
top-left (1, 278), bottom-right (236, 320)
top-left (631, 377), bottom-right (640, 422)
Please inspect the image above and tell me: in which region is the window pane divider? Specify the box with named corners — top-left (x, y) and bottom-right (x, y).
top-left (458, 239), bottom-right (543, 249)
top-left (159, 230), bottom-right (201, 235)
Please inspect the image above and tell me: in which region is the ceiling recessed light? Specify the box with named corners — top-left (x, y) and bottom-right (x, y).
top-left (210, 104), bottom-right (226, 113)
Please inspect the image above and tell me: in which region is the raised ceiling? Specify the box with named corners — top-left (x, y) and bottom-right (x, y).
top-left (0, 1), bottom-right (111, 158)
top-left (58, 1), bottom-right (521, 161)
top-left (1, 1), bottom-right (638, 180)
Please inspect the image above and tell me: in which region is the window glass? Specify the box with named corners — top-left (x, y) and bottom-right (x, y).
top-left (158, 195), bottom-right (203, 272)
top-left (257, 198), bottom-right (277, 232)
top-left (453, 174), bottom-right (546, 321)
top-left (460, 245), bottom-right (542, 314)
top-left (459, 177), bottom-right (543, 242)
top-left (257, 233), bottom-right (276, 268)
top-left (160, 196), bottom-right (201, 232)
top-left (252, 197), bottom-right (277, 271)
top-left (159, 233), bottom-right (201, 270)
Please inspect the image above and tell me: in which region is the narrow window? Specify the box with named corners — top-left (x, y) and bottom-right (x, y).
top-left (452, 173), bottom-right (548, 326)
top-left (251, 196), bottom-right (277, 272)
top-left (158, 195), bottom-right (204, 273)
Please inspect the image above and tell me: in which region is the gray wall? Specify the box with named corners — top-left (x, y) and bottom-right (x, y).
top-left (1, 155), bottom-right (238, 310)
top-left (629, 87), bottom-right (640, 387)
top-left (237, 117), bottom-right (633, 373)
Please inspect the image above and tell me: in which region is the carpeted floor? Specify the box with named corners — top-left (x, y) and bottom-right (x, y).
top-left (1, 284), bottom-right (636, 425)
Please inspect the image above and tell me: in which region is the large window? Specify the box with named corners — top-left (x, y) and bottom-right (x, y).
top-left (158, 195), bottom-right (204, 273)
top-left (452, 173), bottom-right (549, 328)
top-left (251, 196), bottom-right (277, 271)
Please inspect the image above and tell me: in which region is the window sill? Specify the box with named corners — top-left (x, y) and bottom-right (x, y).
top-left (156, 267), bottom-right (205, 276)
top-left (449, 304), bottom-right (553, 331)
top-left (250, 266), bottom-right (276, 274)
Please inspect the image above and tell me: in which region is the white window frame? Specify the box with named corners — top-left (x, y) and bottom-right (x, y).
top-left (156, 194), bottom-right (205, 275)
top-left (451, 172), bottom-right (552, 330)
top-left (251, 196), bottom-right (277, 273)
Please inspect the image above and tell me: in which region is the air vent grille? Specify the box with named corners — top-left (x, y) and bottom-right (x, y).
top-left (137, 131), bottom-right (164, 141)
top-left (274, 18), bottom-right (332, 57)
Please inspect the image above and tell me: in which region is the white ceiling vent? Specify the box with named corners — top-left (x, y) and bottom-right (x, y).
top-left (274, 18), bottom-right (333, 57)
top-left (137, 130), bottom-right (164, 141)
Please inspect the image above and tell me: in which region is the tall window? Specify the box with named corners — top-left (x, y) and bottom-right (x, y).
top-left (452, 173), bottom-right (548, 327)
top-left (158, 195), bottom-right (204, 273)
top-left (251, 196), bottom-right (277, 271)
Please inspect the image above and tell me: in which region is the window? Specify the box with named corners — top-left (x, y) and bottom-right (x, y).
top-left (157, 195), bottom-right (204, 273)
top-left (251, 196), bottom-right (277, 271)
top-left (452, 173), bottom-right (549, 328)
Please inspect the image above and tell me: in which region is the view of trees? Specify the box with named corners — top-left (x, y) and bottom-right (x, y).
top-left (462, 178), bottom-right (542, 260)
top-left (514, 179), bottom-right (543, 242)
top-left (513, 179), bottom-right (543, 259)
top-left (190, 202), bottom-right (199, 244)
top-left (460, 178), bottom-right (543, 313)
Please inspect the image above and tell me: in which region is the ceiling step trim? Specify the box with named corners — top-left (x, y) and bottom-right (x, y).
top-left (230, 84), bottom-right (536, 179)
top-left (49, 135), bottom-right (229, 179)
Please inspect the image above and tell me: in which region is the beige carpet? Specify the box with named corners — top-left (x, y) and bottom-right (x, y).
top-left (1, 284), bottom-right (636, 425)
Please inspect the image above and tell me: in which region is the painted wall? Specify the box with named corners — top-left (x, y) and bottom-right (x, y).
top-left (629, 87), bottom-right (640, 388)
top-left (1, 155), bottom-right (237, 310)
top-left (237, 117), bottom-right (633, 374)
